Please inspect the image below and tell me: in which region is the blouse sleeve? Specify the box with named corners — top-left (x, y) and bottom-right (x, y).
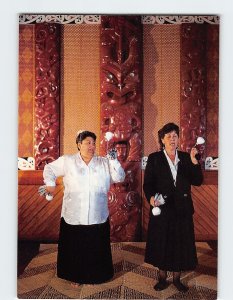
top-left (43, 156), bottom-right (65, 186)
top-left (108, 159), bottom-right (125, 183)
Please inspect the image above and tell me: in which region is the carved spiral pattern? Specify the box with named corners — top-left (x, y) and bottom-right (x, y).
top-left (180, 24), bottom-right (207, 163)
top-left (100, 16), bottom-right (143, 161)
top-left (34, 24), bottom-right (60, 169)
top-left (100, 16), bottom-right (143, 242)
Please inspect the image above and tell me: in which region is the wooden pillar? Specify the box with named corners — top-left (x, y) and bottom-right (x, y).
top-left (34, 23), bottom-right (60, 169)
top-left (100, 16), bottom-right (143, 241)
top-left (180, 24), bottom-right (207, 164)
top-left (206, 24), bottom-right (219, 158)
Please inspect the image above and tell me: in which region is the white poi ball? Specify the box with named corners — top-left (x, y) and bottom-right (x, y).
top-left (152, 207), bottom-right (161, 216)
top-left (105, 131), bottom-right (114, 141)
top-left (46, 194), bottom-right (53, 201)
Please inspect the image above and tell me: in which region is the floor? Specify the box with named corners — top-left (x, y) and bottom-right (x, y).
top-left (17, 242), bottom-right (217, 299)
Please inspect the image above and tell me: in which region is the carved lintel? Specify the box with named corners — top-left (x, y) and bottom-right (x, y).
top-left (142, 15), bottom-right (220, 25)
top-left (19, 14), bottom-right (101, 25)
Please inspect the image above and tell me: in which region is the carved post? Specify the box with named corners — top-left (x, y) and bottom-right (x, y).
top-left (100, 16), bottom-right (143, 242)
top-left (180, 24), bottom-right (207, 163)
top-left (206, 24), bottom-right (219, 158)
top-left (34, 23), bottom-right (60, 169)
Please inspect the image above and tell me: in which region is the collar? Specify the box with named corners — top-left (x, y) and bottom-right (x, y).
top-left (163, 149), bottom-right (180, 167)
top-left (77, 152), bottom-right (96, 168)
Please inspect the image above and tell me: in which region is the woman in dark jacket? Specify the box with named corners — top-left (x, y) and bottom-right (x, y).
top-left (143, 123), bottom-right (203, 292)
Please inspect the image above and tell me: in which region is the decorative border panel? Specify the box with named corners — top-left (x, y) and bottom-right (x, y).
top-left (19, 14), bottom-right (101, 24)
top-left (19, 15), bottom-right (219, 25)
top-left (142, 15), bottom-right (219, 25)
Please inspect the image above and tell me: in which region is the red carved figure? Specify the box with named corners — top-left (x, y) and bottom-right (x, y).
top-left (100, 102), bottom-right (142, 161)
top-left (180, 24), bottom-right (207, 165)
top-left (100, 16), bottom-right (143, 241)
top-left (34, 23), bottom-right (60, 169)
top-left (108, 142), bottom-right (141, 241)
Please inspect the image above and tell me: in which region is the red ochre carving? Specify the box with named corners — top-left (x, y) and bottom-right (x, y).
top-left (100, 16), bottom-right (142, 161)
top-left (100, 102), bottom-right (142, 161)
top-left (34, 24), bottom-right (60, 169)
top-left (100, 16), bottom-right (143, 241)
top-left (180, 24), bottom-right (207, 164)
top-left (109, 143), bottom-right (141, 242)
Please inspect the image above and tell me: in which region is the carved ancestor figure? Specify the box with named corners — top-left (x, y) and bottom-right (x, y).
top-left (100, 16), bottom-right (143, 241)
top-left (180, 23), bottom-right (206, 162)
top-left (34, 23), bottom-right (60, 169)
top-left (108, 141), bottom-right (141, 242)
top-left (100, 102), bottom-right (142, 161)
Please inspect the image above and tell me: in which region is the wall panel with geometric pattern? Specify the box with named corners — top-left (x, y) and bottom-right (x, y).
top-left (18, 25), bottom-right (35, 157)
top-left (61, 24), bottom-right (100, 155)
top-left (143, 24), bottom-right (180, 155)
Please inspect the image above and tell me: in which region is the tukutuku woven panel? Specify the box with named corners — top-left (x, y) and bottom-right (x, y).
top-left (143, 25), bottom-right (180, 155)
top-left (18, 25), bottom-right (35, 157)
top-left (60, 25), bottom-right (100, 155)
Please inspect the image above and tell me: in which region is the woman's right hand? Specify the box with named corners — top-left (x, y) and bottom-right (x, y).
top-left (46, 186), bottom-right (56, 195)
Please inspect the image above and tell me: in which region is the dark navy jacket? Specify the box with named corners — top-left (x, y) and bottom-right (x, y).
top-left (143, 150), bottom-right (203, 217)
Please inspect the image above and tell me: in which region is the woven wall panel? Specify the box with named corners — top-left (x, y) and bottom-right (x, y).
top-left (18, 25), bottom-right (35, 157)
top-left (61, 25), bottom-right (100, 154)
top-left (143, 25), bottom-right (180, 155)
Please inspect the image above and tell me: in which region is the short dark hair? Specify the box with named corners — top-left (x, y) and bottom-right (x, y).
top-left (76, 131), bottom-right (97, 148)
top-left (158, 123), bottom-right (179, 150)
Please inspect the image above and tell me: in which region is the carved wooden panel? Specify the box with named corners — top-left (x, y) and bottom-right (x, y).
top-left (34, 23), bottom-right (60, 169)
top-left (180, 24), bottom-right (207, 164)
top-left (206, 24), bottom-right (219, 158)
top-left (100, 16), bottom-right (143, 242)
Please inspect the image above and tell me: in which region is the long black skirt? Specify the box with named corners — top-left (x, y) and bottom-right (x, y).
top-left (57, 217), bottom-right (114, 284)
top-left (145, 212), bottom-right (197, 272)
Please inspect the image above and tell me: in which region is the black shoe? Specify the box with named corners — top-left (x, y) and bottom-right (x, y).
top-left (154, 280), bottom-right (169, 291)
top-left (173, 280), bottom-right (189, 292)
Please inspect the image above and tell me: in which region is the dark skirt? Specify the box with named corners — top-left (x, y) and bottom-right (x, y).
top-left (145, 212), bottom-right (197, 272)
top-left (57, 217), bottom-right (114, 284)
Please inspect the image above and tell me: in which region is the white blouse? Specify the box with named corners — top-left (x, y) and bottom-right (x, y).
top-left (163, 149), bottom-right (180, 186)
top-left (43, 152), bottom-right (125, 225)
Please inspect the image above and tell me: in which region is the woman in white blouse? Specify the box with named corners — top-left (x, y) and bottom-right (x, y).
top-left (143, 123), bottom-right (203, 292)
top-left (43, 130), bottom-right (125, 286)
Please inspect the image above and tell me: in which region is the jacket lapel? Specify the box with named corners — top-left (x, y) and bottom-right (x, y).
top-left (175, 151), bottom-right (183, 189)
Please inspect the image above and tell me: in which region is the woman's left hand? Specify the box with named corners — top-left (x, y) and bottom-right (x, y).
top-left (190, 147), bottom-right (198, 165)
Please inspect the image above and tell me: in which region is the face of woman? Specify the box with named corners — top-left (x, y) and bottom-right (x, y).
top-left (161, 130), bottom-right (179, 152)
top-left (78, 137), bottom-right (96, 159)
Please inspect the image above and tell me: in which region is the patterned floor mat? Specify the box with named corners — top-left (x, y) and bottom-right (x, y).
top-left (17, 242), bottom-right (217, 299)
